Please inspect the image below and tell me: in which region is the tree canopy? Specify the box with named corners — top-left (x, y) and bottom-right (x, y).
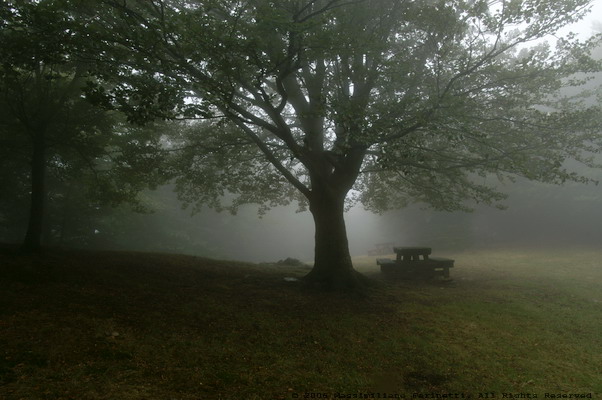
top-left (11, 0), bottom-right (602, 288)
top-left (0, 0), bottom-right (167, 252)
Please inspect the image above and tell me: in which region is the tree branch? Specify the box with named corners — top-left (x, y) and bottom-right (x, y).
top-left (226, 112), bottom-right (311, 197)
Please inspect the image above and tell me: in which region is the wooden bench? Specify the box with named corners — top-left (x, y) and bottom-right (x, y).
top-left (377, 247), bottom-right (454, 279)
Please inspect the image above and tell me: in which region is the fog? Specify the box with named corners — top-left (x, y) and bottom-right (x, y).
top-left (206, 176), bottom-right (602, 262)
top-left (193, 172), bottom-right (602, 263)
top-left (22, 173), bottom-right (597, 264)
top-left (71, 10), bottom-right (599, 262)
top-left (2, 2), bottom-right (601, 263)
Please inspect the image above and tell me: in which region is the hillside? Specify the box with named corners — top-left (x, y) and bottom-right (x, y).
top-left (1, 246), bottom-right (601, 399)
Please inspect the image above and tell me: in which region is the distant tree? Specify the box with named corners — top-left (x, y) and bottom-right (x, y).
top-left (83, 0), bottom-right (602, 289)
top-left (77, 185), bottom-right (224, 257)
top-left (0, 1), bottom-right (165, 252)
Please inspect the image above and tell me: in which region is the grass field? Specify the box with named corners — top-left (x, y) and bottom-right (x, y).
top-left (1, 246), bottom-right (601, 399)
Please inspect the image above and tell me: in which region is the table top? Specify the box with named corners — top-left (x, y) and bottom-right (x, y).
top-left (393, 247), bottom-right (432, 255)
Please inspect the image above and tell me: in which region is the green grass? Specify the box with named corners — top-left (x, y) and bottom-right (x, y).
top-left (1, 246), bottom-right (601, 399)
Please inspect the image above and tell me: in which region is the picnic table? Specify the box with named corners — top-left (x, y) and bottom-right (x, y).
top-left (377, 246), bottom-right (454, 279)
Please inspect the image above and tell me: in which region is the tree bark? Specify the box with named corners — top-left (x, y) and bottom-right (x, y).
top-left (22, 131), bottom-right (46, 253)
top-left (303, 186), bottom-right (367, 291)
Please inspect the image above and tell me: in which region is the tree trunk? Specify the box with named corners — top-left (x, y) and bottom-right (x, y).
top-left (303, 188), bottom-right (367, 291)
top-left (22, 131), bottom-right (46, 253)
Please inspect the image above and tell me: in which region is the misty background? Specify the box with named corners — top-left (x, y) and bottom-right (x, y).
top-left (2, 2), bottom-right (601, 263)
top-left (2, 173), bottom-right (601, 262)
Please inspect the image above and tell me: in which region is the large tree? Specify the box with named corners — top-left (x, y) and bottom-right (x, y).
top-left (83, 0), bottom-right (602, 289)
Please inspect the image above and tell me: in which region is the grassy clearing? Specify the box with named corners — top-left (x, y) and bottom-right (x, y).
top-left (1, 246), bottom-right (601, 399)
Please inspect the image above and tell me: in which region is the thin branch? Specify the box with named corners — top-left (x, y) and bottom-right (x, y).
top-left (226, 112), bottom-right (311, 197)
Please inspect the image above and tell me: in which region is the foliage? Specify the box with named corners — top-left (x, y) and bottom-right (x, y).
top-left (5, 0), bottom-right (598, 285)
top-left (0, 119), bottom-right (171, 246)
top-left (0, 0), bottom-right (169, 247)
top-left (82, 0), bottom-right (602, 213)
top-left (165, 120), bottom-right (308, 215)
